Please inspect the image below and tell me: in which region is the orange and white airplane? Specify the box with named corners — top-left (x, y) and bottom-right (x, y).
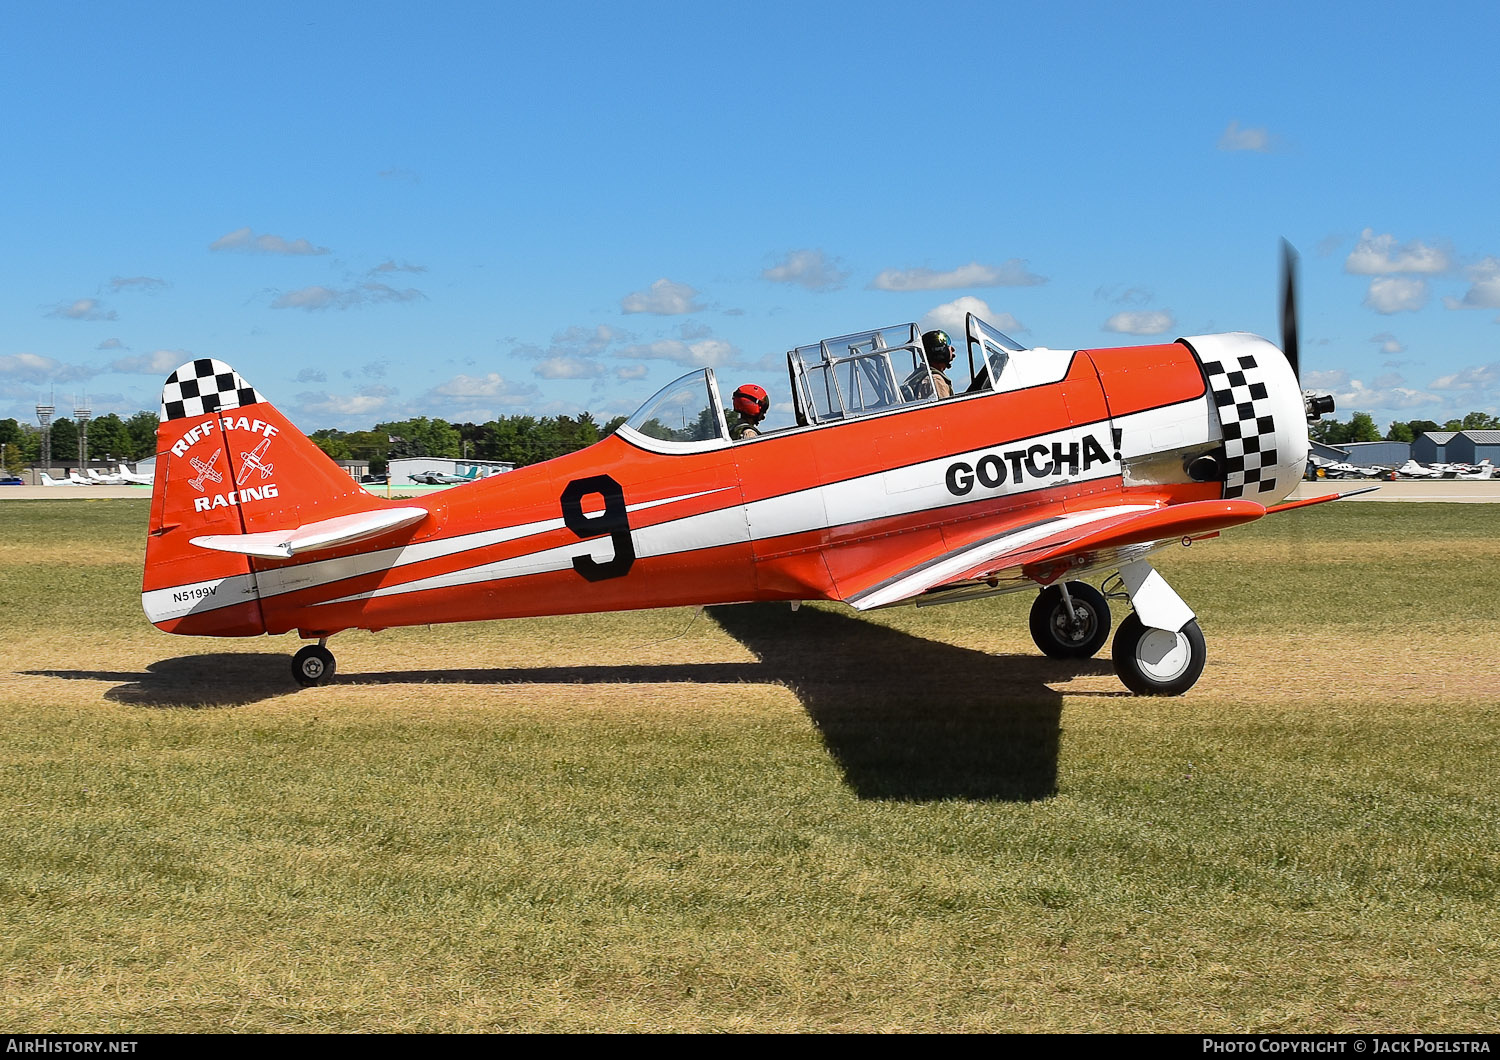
top-left (142, 249), bottom-right (1361, 695)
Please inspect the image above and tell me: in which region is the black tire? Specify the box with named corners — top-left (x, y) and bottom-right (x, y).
top-left (1111, 613), bottom-right (1206, 696)
top-left (1029, 581), bottom-right (1111, 659)
top-left (291, 644), bottom-right (336, 687)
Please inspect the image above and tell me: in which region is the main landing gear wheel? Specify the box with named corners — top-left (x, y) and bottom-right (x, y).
top-left (1111, 613), bottom-right (1206, 696)
top-left (291, 644), bottom-right (336, 687)
top-left (1029, 581), bottom-right (1111, 659)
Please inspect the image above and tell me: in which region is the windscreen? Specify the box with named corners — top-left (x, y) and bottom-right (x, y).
top-left (623, 369), bottom-right (726, 443)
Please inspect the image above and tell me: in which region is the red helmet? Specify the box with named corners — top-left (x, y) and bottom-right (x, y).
top-left (733, 383), bottom-right (769, 419)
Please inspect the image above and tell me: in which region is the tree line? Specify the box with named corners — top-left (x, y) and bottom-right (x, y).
top-left (309, 413), bottom-right (631, 473)
top-left (0, 409), bottom-right (632, 476)
top-left (1310, 410), bottom-right (1500, 446)
top-left (0, 412), bottom-right (159, 474)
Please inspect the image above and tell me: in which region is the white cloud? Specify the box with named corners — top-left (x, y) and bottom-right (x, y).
top-left (1217, 120), bottom-right (1271, 152)
top-left (293, 387), bottom-right (398, 419)
top-left (296, 368), bottom-right (327, 383)
top-left (1102, 310), bottom-right (1175, 335)
top-left (1094, 285), bottom-right (1153, 306)
top-left (1429, 363), bottom-right (1500, 392)
top-left (210, 227), bottom-right (330, 255)
top-left (615, 338), bottom-right (737, 368)
top-left (1305, 368), bottom-right (1439, 411)
top-left (271, 282), bottom-right (425, 310)
top-left (1344, 229), bottom-right (1452, 275)
top-left (616, 364), bottom-right (649, 381)
top-left (428, 373), bottom-right (538, 404)
top-left (109, 349), bottom-right (189, 375)
top-left (763, 249), bottom-right (850, 292)
top-left (535, 356), bottom-right (605, 380)
top-left (0, 353), bottom-right (98, 383)
top-left (1441, 257), bottom-right (1500, 312)
top-left (869, 259), bottom-right (1046, 291)
top-left (369, 260), bottom-right (426, 275)
top-left (96, 338), bottom-right (124, 350)
top-left (1363, 276), bottom-right (1427, 314)
top-left (551, 324), bottom-right (629, 351)
top-left (621, 278), bottom-right (704, 315)
top-left (1370, 333), bottom-right (1405, 355)
top-left (273, 286), bottom-right (355, 311)
top-left (919, 297), bottom-right (1024, 341)
top-left (108, 276), bottom-right (167, 293)
top-left (47, 297), bottom-right (116, 321)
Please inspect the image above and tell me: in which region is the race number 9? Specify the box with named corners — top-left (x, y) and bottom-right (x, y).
top-left (560, 475), bottom-right (636, 581)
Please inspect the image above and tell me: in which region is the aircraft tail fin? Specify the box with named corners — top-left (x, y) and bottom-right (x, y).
top-left (143, 358), bottom-right (400, 636)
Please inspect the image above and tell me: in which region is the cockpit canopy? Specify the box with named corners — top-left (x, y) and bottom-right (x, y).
top-left (615, 314), bottom-right (1042, 450)
top-left (787, 316), bottom-right (1029, 426)
top-left (789, 324), bottom-right (930, 425)
top-left (621, 368), bottom-right (728, 447)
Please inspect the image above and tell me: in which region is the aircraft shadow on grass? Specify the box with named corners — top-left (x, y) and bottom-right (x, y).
top-left (27, 604), bottom-right (1111, 801)
top-left (705, 604), bottom-right (1090, 802)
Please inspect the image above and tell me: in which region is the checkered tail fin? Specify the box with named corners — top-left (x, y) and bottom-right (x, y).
top-left (143, 360), bottom-right (386, 634)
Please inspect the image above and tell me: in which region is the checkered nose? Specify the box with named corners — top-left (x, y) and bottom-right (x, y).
top-left (1193, 337), bottom-right (1308, 503)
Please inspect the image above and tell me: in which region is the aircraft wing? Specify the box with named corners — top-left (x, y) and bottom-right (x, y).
top-left (842, 499), bottom-right (1267, 611)
top-left (190, 506), bottom-right (429, 559)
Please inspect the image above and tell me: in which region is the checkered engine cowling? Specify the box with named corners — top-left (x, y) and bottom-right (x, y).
top-left (1201, 351), bottom-right (1282, 499)
top-left (160, 359), bottom-right (264, 421)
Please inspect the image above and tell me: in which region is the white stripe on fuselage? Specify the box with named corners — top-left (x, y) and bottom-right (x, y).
top-left (313, 419), bottom-right (1130, 608)
top-left (144, 487), bottom-right (735, 616)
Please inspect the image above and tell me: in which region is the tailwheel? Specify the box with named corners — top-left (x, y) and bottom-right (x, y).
top-left (291, 643), bottom-right (337, 687)
top-left (1111, 613), bottom-right (1206, 696)
top-left (1029, 581), bottom-right (1111, 659)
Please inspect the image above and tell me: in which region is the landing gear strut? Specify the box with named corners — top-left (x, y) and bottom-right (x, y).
top-left (1029, 581), bottom-right (1111, 659)
top-left (291, 638), bottom-right (336, 687)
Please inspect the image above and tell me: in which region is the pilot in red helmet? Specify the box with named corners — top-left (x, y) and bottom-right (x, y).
top-left (731, 383), bottom-right (769, 440)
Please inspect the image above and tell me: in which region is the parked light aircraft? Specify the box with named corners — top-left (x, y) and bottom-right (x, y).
top-left (1396, 459), bottom-right (1443, 479)
top-left (117, 462), bottom-right (155, 485)
top-left (87, 468), bottom-right (128, 485)
top-left (40, 472), bottom-right (84, 486)
top-left (1453, 459), bottom-right (1497, 480)
top-left (142, 245), bottom-right (1365, 696)
top-left (409, 470), bottom-right (474, 485)
top-left (1319, 460), bottom-right (1392, 479)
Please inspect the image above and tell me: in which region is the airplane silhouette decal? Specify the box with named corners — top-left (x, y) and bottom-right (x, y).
top-left (188, 451), bottom-right (222, 493)
top-left (240, 437), bottom-right (274, 480)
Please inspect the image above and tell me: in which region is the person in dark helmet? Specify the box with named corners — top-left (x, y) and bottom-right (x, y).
top-left (731, 383), bottom-right (769, 440)
top-left (905, 329), bottom-right (956, 400)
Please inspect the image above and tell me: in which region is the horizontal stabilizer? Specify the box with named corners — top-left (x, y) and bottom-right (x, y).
top-left (190, 507), bottom-right (429, 559)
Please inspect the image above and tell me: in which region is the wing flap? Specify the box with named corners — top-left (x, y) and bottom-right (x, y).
top-left (845, 499), bottom-right (1265, 611)
top-left (190, 506), bottom-right (429, 559)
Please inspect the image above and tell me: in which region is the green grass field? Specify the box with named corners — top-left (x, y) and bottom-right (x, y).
top-left (1, 499), bottom-right (1495, 1031)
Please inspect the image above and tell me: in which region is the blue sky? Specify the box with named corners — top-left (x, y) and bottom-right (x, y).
top-left (4, 1), bottom-right (1498, 433)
